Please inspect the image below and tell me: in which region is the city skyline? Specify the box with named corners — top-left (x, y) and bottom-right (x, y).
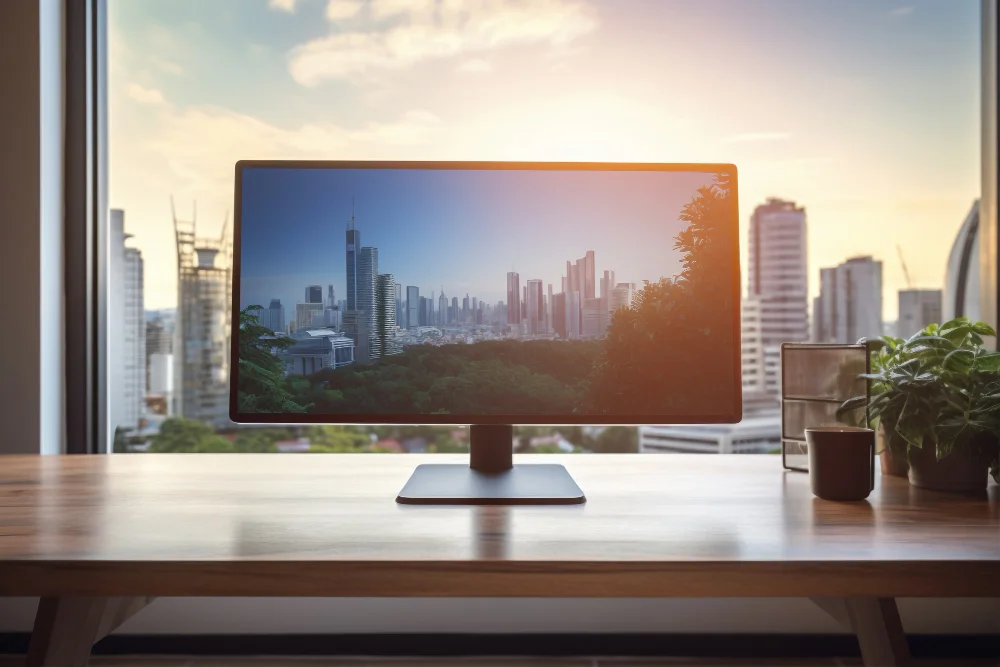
top-left (110, 0), bottom-right (979, 320)
top-left (238, 167), bottom-right (714, 315)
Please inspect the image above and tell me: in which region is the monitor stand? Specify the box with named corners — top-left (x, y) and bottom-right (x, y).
top-left (396, 425), bottom-right (586, 505)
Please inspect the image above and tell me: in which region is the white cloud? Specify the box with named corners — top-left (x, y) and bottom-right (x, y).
top-left (456, 58), bottom-right (492, 73)
top-left (327, 0), bottom-right (364, 20)
top-left (288, 0), bottom-right (598, 85)
top-left (722, 131), bottom-right (791, 143)
top-left (888, 5), bottom-right (914, 17)
top-left (127, 83), bottom-right (166, 105)
top-left (371, 0), bottom-right (436, 20)
top-left (145, 105), bottom-right (443, 202)
top-left (269, 0), bottom-right (298, 12)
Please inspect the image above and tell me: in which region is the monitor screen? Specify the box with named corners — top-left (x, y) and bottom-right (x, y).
top-left (231, 162), bottom-right (740, 425)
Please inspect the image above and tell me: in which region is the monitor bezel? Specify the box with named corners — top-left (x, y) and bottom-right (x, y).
top-left (230, 160), bottom-right (742, 425)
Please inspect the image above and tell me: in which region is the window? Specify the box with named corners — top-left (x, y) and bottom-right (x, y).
top-left (106, 0), bottom-right (982, 455)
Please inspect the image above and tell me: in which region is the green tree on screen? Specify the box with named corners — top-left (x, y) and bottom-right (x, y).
top-left (587, 172), bottom-right (735, 415)
top-left (237, 305), bottom-right (308, 414)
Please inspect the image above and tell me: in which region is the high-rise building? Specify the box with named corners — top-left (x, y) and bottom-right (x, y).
top-left (506, 272), bottom-right (520, 325)
top-left (552, 292), bottom-right (567, 339)
top-left (418, 296), bottom-right (430, 326)
top-left (327, 285), bottom-right (335, 308)
top-left (600, 270), bottom-right (616, 300)
top-left (526, 279), bottom-right (543, 335)
top-left (748, 199), bottom-right (809, 346)
top-left (609, 282), bottom-right (635, 315)
top-left (148, 352), bottom-right (173, 415)
top-left (452, 296), bottom-right (459, 324)
top-left (943, 201), bottom-right (981, 321)
top-left (358, 246), bottom-right (378, 340)
top-left (472, 297), bottom-right (478, 315)
top-left (575, 258), bottom-right (586, 298)
top-left (546, 284), bottom-right (554, 333)
top-left (173, 205), bottom-right (231, 428)
top-left (584, 250), bottom-right (596, 300)
top-left (305, 285), bottom-right (323, 304)
top-left (145, 318), bottom-right (172, 393)
top-left (463, 294), bottom-right (470, 322)
top-left (565, 291), bottom-right (581, 340)
top-left (438, 291), bottom-right (448, 325)
top-left (813, 256), bottom-right (883, 344)
top-left (395, 282), bottom-right (403, 328)
top-left (898, 289), bottom-right (943, 338)
top-left (295, 302), bottom-right (324, 331)
top-left (372, 273), bottom-right (402, 359)
top-left (256, 298), bottom-right (285, 333)
top-left (740, 297), bottom-right (780, 397)
top-left (346, 209), bottom-right (360, 312)
top-left (406, 286), bottom-right (419, 329)
top-left (599, 269), bottom-right (616, 332)
top-left (322, 306), bottom-right (340, 330)
top-left (341, 310), bottom-right (369, 363)
top-left (109, 209), bottom-right (146, 437)
top-left (582, 297), bottom-right (603, 337)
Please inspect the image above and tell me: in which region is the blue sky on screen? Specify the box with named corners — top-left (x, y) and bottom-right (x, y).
top-left (238, 167), bottom-right (716, 309)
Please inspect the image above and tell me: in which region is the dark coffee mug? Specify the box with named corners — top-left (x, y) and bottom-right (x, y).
top-left (805, 426), bottom-right (875, 501)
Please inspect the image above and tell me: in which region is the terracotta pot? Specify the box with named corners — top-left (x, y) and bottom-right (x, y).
top-left (877, 426), bottom-right (908, 477)
top-left (906, 433), bottom-right (996, 494)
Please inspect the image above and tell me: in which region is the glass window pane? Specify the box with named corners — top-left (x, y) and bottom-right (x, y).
top-left (106, 0), bottom-right (980, 454)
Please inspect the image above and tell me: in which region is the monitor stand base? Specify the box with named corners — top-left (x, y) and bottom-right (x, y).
top-left (396, 463), bottom-right (585, 505)
top-left (395, 425), bottom-right (586, 505)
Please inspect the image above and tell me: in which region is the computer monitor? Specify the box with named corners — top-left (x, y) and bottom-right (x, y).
top-left (231, 161), bottom-right (741, 504)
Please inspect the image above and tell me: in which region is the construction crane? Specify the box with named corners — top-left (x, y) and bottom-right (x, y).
top-left (897, 244), bottom-right (912, 289)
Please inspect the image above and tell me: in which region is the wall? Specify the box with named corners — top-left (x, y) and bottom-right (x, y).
top-left (0, 0), bottom-right (64, 455)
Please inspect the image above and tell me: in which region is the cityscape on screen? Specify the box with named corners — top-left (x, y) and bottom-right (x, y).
top-left (236, 168), bottom-right (737, 417)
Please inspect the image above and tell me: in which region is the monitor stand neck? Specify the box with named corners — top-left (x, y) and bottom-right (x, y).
top-left (469, 424), bottom-right (513, 473)
top-left (395, 424), bottom-right (586, 505)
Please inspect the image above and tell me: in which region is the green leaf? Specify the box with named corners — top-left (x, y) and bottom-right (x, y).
top-left (865, 338), bottom-right (888, 354)
top-left (941, 325), bottom-right (972, 346)
top-left (971, 321), bottom-right (997, 337)
top-left (837, 395), bottom-right (868, 418)
top-left (940, 317), bottom-right (972, 331)
top-left (894, 393), bottom-right (928, 449)
top-left (974, 352), bottom-right (1000, 373)
top-left (943, 348), bottom-right (975, 372)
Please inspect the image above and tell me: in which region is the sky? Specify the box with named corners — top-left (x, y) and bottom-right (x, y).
top-left (109, 0), bottom-right (981, 320)
top-left (238, 166), bottom-right (718, 310)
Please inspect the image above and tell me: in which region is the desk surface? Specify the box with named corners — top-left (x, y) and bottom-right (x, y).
top-left (0, 454), bottom-right (998, 598)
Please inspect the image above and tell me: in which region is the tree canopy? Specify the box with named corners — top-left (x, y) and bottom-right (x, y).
top-left (237, 305), bottom-right (308, 414)
top-left (586, 172), bottom-right (737, 415)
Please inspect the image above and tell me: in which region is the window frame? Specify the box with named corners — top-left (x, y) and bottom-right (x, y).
top-left (66, 0), bottom-right (107, 455)
top-left (80, 1), bottom-right (1000, 453)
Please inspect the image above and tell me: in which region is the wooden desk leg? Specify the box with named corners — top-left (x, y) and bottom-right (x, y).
top-left (811, 597), bottom-right (910, 667)
top-left (26, 596), bottom-right (153, 667)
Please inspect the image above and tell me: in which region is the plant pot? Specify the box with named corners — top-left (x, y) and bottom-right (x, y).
top-left (877, 426), bottom-right (908, 477)
top-left (906, 434), bottom-right (996, 494)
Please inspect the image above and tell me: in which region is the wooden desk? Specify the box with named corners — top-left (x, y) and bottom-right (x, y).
top-left (1, 454), bottom-right (998, 666)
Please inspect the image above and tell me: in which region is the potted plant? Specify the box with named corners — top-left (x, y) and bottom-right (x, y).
top-left (840, 318), bottom-right (1000, 494)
